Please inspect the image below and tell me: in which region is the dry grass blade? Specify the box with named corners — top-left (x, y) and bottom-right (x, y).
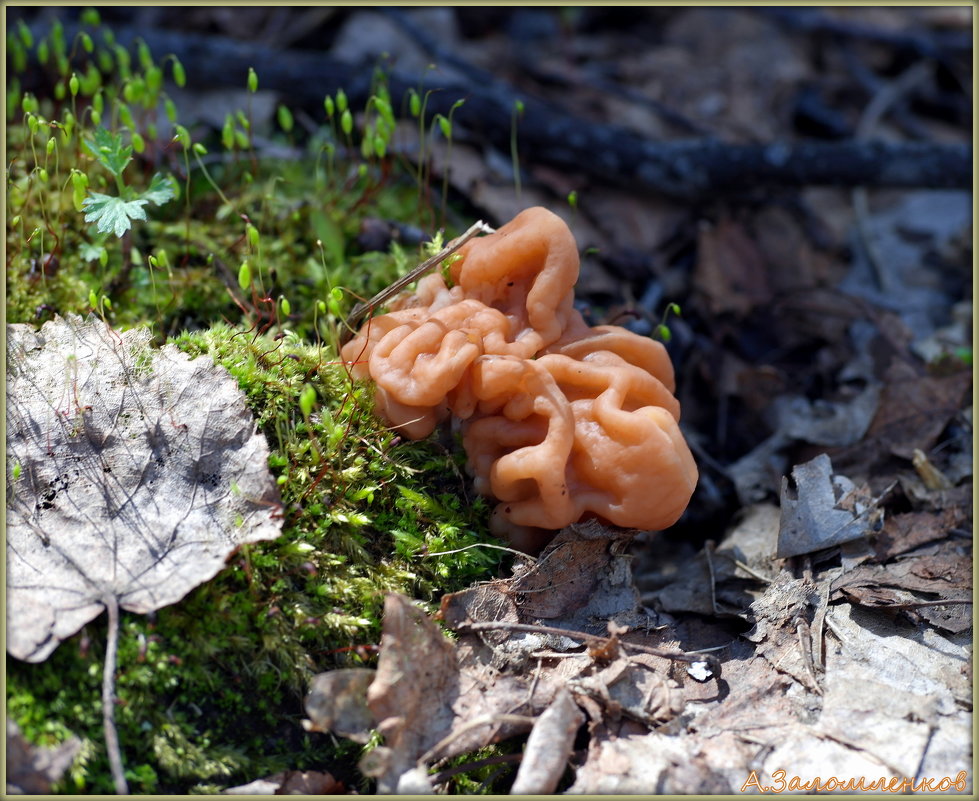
top-left (340, 220), bottom-right (495, 345)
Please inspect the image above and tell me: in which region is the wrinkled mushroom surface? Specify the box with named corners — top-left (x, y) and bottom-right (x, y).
top-left (341, 207), bottom-right (697, 551)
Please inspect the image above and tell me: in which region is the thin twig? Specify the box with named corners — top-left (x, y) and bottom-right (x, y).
top-left (457, 620), bottom-right (722, 677)
top-left (425, 541), bottom-right (533, 559)
top-left (730, 558), bottom-right (774, 584)
top-left (102, 595), bottom-right (129, 795)
top-left (812, 573), bottom-right (834, 671)
top-left (793, 615), bottom-right (823, 695)
top-left (340, 220), bottom-right (495, 345)
top-left (849, 597), bottom-right (973, 609)
top-left (430, 753), bottom-right (523, 787)
top-left (418, 713), bottom-right (536, 766)
top-left (704, 540), bottom-right (722, 614)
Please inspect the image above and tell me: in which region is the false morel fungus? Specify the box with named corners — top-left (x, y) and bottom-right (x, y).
top-left (342, 207), bottom-right (698, 551)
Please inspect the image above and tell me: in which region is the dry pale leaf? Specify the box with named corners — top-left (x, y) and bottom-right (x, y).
top-left (6, 314), bottom-right (282, 663)
top-left (362, 593), bottom-right (460, 793)
top-left (509, 688), bottom-right (584, 794)
top-left (222, 770), bottom-right (343, 795)
top-left (5, 719), bottom-right (82, 795)
top-left (777, 453), bottom-right (878, 558)
top-left (303, 668), bottom-right (377, 743)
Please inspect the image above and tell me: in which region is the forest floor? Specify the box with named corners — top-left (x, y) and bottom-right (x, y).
top-left (6, 5), bottom-right (972, 795)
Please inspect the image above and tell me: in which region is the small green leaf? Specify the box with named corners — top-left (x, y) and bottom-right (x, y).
top-left (82, 193), bottom-right (149, 237)
top-left (84, 127), bottom-right (132, 177)
top-left (79, 242), bottom-right (106, 263)
top-left (142, 173), bottom-right (176, 205)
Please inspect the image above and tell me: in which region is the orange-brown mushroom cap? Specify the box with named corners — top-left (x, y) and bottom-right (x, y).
top-left (340, 207), bottom-right (698, 550)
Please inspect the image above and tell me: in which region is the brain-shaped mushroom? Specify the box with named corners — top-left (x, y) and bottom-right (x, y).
top-left (341, 207), bottom-right (698, 551)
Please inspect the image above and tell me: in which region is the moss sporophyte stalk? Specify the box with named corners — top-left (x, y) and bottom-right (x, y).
top-left (6, 11), bottom-right (505, 793)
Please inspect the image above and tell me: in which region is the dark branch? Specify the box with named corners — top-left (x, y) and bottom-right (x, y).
top-left (31, 21), bottom-right (972, 199)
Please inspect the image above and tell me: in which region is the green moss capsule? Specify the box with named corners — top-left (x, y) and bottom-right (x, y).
top-left (172, 58), bottom-right (186, 88)
top-left (237, 260), bottom-right (251, 291)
